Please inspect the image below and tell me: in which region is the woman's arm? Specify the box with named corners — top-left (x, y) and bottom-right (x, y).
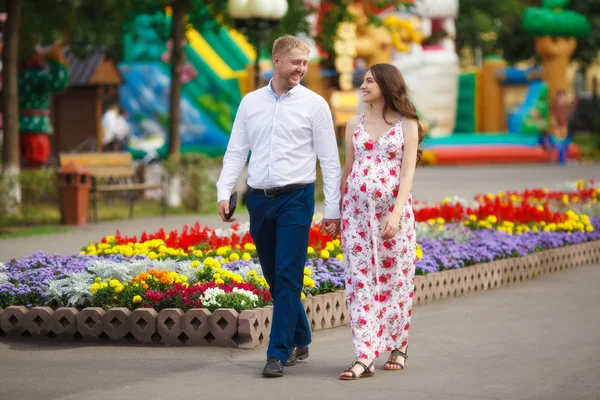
top-left (339, 115), bottom-right (359, 210)
top-left (381, 118), bottom-right (419, 239)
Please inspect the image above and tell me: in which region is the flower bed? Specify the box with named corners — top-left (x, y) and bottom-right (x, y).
top-left (1, 181), bottom-right (599, 316)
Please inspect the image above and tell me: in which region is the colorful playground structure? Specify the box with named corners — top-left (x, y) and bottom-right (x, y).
top-left (114, 0), bottom-right (588, 165)
top-left (119, 10), bottom-right (255, 159)
top-left (323, 0), bottom-right (585, 165)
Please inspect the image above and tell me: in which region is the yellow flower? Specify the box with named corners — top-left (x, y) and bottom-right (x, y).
top-left (216, 246), bottom-right (229, 256)
top-left (320, 249), bottom-right (330, 259)
top-left (307, 247), bottom-right (315, 255)
top-left (303, 276), bottom-right (315, 288)
top-left (435, 217), bottom-right (445, 224)
top-left (133, 295), bottom-right (142, 304)
top-left (148, 251), bottom-right (158, 260)
top-left (230, 253), bottom-right (240, 261)
top-left (213, 273), bottom-right (221, 279)
top-left (304, 267), bottom-right (312, 276)
top-left (487, 215), bottom-right (498, 224)
top-left (105, 235), bottom-right (115, 243)
top-left (336, 254), bottom-right (345, 263)
top-left (242, 252), bottom-right (251, 261)
top-left (244, 243), bottom-right (257, 251)
top-left (193, 250), bottom-right (203, 258)
top-left (215, 278), bottom-right (225, 285)
top-left (442, 197), bottom-right (452, 204)
top-left (468, 214), bottom-right (477, 222)
top-left (325, 242), bottom-right (335, 252)
top-left (204, 257), bottom-right (216, 267)
top-left (190, 260), bottom-right (200, 268)
top-left (301, 292), bottom-right (306, 299)
top-left (536, 205), bottom-right (544, 212)
top-left (248, 270), bottom-right (257, 277)
top-left (427, 218), bottom-right (436, 225)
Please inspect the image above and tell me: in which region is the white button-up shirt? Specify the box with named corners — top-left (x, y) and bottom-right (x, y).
top-left (217, 81), bottom-right (342, 219)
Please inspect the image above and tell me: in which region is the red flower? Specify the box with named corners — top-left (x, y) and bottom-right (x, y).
top-left (358, 282), bottom-right (365, 288)
top-left (359, 318), bottom-right (367, 325)
top-left (383, 241), bottom-right (392, 249)
top-left (375, 190), bottom-right (382, 198)
top-left (355, 244), bottom-right (363, 252)
top-left (364, 142), bottom-right (374, 150)
top-left (403, 323), bottom-right (410, 331)
top-left (390, 169), bottom-right (396, 176)
top-left (360, 184), bottom-right (367, 192)
top-left (363, 169), bottom-right (369, 175)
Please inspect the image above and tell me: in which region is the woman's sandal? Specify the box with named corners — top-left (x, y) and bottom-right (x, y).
top-left (339, 360), bottom-right (376, 380)
top-left (383, 347), bottom-right (408, 371)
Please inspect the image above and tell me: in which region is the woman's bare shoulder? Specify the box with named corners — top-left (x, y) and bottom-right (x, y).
top-left (346, 115), bottom-right (361, 131)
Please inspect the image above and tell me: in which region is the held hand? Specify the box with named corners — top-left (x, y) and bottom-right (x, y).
top-left (218, 200), bottom-right (236, 222)
top-left (381, 212), bottom-right (401, 240)
top-left (320, 218), bottom-right (341, 237)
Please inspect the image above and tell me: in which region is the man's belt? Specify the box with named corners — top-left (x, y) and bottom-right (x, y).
top-left (250, 183), bottom-right (312, 197)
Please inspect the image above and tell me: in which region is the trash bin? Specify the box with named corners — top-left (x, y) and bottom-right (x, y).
top-left (58, 162), bottom-right (91, 225)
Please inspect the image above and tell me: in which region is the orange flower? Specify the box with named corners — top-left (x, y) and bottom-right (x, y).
top-left (139, 272), bottom-right (148, 281)
top-left (142, 284), bottom-right (149, 290)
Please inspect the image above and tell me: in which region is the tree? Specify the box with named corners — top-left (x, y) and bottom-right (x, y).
top-left (523, 0), bottom-right (590, 105)
top-left (1, 0), bottom-right (22, 211)
top-left (456, 0), bottom-right (539, 63)
top-left (565, 0), bottom-right (600, 68)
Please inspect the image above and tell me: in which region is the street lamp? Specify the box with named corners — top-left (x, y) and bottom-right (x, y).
top-left (227, 0), bottom-right (289, 88)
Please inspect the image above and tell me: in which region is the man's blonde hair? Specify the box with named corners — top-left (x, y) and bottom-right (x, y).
top-left (272, 35), bottom-right (310, 58)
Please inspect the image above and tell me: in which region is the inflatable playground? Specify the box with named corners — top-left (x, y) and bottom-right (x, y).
top-left (421, 57), bottom-right (579, 165)
top-left (116, 0), bottom-right (587, 165)
top-left (118, 8), bottom-right (256, 160)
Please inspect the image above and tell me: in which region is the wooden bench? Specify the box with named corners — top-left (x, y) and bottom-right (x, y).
top-left (59, 152), bottom-right (167, 223)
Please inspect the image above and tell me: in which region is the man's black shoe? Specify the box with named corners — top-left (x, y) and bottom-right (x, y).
top-left (262, 357), bottom-right (284, 377)
top-left (285, 345), bottom-right (309, 366)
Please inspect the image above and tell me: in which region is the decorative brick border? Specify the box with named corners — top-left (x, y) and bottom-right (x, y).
top-left (1, 241), bottom-right (598, 348)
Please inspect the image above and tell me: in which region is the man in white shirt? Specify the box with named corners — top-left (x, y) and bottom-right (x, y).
top-left (216, 35), bottom-right (342, 377)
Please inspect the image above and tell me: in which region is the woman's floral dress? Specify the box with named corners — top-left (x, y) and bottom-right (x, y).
top-left (341, 114), bottom-right (416, 360)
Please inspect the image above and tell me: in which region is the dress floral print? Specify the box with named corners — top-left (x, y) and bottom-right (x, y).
top-left (341, 114), bottom-right (417, 360)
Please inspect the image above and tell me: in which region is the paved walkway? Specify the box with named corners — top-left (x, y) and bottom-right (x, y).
top-left (1, 163), bottom-right (599, 399)
top-left (1, 163), bottom-right (599, 261)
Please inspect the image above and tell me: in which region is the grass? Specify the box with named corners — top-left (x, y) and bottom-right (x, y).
top-left (0, 198), bottom-right (201, 228)
top-left (574, 132), bottom-right (600, 160)
top-left (0, 226), bottom-right (72, 240)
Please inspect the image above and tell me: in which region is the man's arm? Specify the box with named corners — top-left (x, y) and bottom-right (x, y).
top-left (216, 98), bottom-right (251, 220)
top-left (312, 97), bottom-right (342, 220)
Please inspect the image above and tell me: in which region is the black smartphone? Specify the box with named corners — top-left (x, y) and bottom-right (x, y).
top-left (226, 191), bottom-right (237, 220)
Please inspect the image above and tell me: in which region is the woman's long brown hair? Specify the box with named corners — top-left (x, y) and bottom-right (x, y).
top-left (368, 63), bottom-right (425, 166)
